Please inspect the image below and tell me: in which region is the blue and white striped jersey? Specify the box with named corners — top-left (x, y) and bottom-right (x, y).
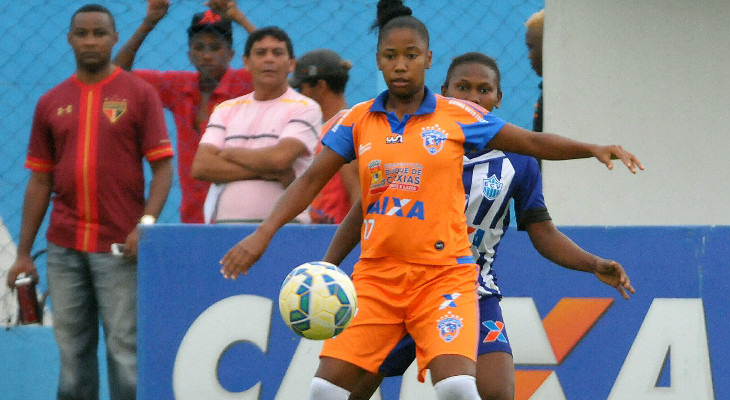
top-left (462, 149), bottom-right (551, 298)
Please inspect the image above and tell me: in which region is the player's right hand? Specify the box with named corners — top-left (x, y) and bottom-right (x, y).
top-left (219, 230), bottom-right (271, 279)
top-left (145, 0), bottom-right (169, 25)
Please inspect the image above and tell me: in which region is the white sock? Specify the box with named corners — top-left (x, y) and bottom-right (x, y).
top-left (307, 377), bottom-right (351, 400)
top-left (433, 375), bottom-right (480, 400)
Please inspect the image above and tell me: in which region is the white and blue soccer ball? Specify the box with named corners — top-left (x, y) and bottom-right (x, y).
top-left (278, 261), bottom-right (357, 340)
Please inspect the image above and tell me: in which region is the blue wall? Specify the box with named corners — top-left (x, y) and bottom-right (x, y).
top-left (134, 225), bottom-right (729, 400)
top-left (4, 225), bottom-right (726, 399)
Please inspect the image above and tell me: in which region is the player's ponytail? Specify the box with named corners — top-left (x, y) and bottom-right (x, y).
top-left (372, 0), bottom-right (429, 48)
top-left (372, 0), bottom-right (412, 31)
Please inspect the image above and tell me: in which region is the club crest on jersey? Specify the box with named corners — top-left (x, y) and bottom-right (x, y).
top-left (368, 160), bottom-right (387, 193)
top-left (482, 174), bottom-right (503, 200)
top-left (103, 100), bottom-right (127, 123)
top-left (437, 312), bottom-right (463, 342)
top-left (420, 124), bottom-right (448, 155)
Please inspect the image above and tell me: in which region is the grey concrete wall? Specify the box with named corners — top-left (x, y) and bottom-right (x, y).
top-left (543, 0), bottom-right (730, 225)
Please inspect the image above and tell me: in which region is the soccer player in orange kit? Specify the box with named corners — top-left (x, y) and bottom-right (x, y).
top-left (219, 1), bottom-right (643, 398)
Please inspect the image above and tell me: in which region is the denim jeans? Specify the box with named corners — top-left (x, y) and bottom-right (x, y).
top-left (46, 242), bottom-right (137, 400)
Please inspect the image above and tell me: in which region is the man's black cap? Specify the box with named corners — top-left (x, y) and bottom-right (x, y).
top-left (187, 10), bottom-right (233, 45)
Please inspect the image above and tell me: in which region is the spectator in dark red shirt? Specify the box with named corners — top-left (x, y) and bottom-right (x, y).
top-left (6, 4), bottom-right (173, 399)
top-left (113, 0), bottom-right (257, 223)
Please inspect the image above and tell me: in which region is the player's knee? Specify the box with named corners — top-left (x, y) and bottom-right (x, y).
top-left (433, 375), bottom-right (480, 400)
top-left (308, 377), bottom-right (350, 400)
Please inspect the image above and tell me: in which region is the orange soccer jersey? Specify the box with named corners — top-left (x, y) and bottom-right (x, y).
top-left (322, 87), bottom-right (506, 264)
top-left (320, 88), bottom-right (506, 379)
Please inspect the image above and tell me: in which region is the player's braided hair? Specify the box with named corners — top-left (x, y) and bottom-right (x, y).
top-left (372, 0), bottom-right (429, 48)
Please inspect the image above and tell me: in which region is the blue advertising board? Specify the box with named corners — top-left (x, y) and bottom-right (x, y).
top-left (136, 225), bottom-right (728, 400)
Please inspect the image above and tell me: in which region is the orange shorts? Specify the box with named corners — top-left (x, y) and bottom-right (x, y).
top-left (320, 257), bottom-right (479, 382)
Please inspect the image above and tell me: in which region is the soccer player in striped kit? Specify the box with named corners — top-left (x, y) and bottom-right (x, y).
top-left (219, 1), bottom-right (642, 398)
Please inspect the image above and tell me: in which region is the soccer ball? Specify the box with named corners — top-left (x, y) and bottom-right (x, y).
top-left (278, 261), bottom-right (357, 340)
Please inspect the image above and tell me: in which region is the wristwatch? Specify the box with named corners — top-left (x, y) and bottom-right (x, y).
top-left (139, 214), bottom-right (157, 225)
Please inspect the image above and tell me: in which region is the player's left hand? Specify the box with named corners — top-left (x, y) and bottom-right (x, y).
top-left (219, 229), bottom-right (271, 279)
top-left (594, 259), bottom-right (635, 299)
top-left (593, 144), bottom-right (644, 174)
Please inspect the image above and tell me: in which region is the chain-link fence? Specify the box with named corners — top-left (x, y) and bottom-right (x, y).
top-left (0, 0), bottom-right (543, 324)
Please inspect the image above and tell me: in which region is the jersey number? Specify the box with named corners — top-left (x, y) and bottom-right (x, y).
top-left (363, 219), bottom-right (375, 240)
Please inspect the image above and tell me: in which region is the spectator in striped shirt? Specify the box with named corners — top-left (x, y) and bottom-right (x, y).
top-left (192, 27), bottom-right (322, 223)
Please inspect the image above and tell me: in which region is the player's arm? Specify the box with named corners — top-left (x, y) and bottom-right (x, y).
top-left (6, 171), bottom-right (52, 288)
top-left (525, 220), bottom-right (635, 299)
top-left (339, 161), bottom-right (360, 205)
top-left (220, 147), bottom-right (346, 278)
top-left (323, 199), bottom-right (363, 266)
top-left (113, 0), bottom-right (169, 70)
top-left (487, 123), bottom-right (644, 174)
top-left (207, 0), bottom-right (257, 33)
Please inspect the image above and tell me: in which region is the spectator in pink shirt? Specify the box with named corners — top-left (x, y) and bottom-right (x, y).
top-left (192, 26), bottom-right (322, 223)
top-left (113, 0), bottom-right (256, 223)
